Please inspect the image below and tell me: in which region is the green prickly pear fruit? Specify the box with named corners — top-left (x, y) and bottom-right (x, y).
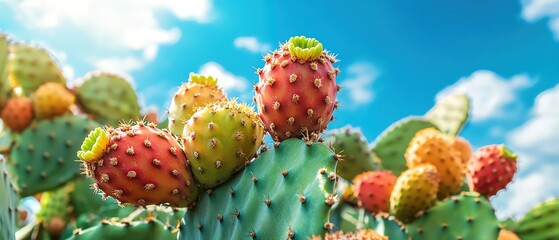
top-left (390, 164), bottom-right (440, 223)
top-left (168, 73), bottom-right (226, 135)
top-left (77, 122), bottom-right (199, 207)
top-left (327, 126), bottom-right (378, 180)
top-left (181, 100), bottom-right (264, 188)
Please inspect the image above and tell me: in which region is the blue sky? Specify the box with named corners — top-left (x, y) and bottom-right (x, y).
top-left (1, 0), bottom-right (558, 219)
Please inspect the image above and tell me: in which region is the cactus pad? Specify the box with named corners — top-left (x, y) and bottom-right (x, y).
top-left (513, 198), bottom-right (559, 240)
top-left (0, 156), bottom-right (18, 240)
top-left (326, 126), bottom-right (378, 180)
top-left (180, 139), bottom-right (339, 239)
top-left (425, 93), bottom-right (470, 136)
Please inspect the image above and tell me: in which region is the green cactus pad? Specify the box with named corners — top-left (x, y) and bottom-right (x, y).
top-left (407, 192), bottom-right (500, 239)
top-left (10, 114), bottom-right (100, 196)
top-left (327, 126), bottom-right (378, 181)
top-left (180, 139), bottom-right (339, 239)
top-left (75, 72), bottom-right (141, 126)
top-left (287, 36), bottom-right (324, 62)
top-left (7, 43), bottom-right (66, 95)
top-left (0, 156), bottom-right (18, 240)
top-left (0, 33), bottom-right (11, 105)
top-left (68, 219), bottom-right (175, 240)
top-left (370, 117), bottom-right (438, 176)
top-left (425, 93), bottom-right (470, 136)
top-left (70, 177), bottom-right (115, 217)
top-left (331, 204), bottom-right (407, 240)
top-left (513, 198), bottom-right (559, 240)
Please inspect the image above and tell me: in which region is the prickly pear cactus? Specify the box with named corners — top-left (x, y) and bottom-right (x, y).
top-left (513, 198), bottom-right (559, 240)
top-left (7, 43), bottom-right (65, 95)
top-left (407, 192), bottom-right (500, 239)
top-left (370, 117), bottom-right (438, 176)
top-left (331, 204), bottom-right (407, 240)
top-left (10, 114), bottom-right (100, 196)
top-left (37, 183), bottom-right (73, 237)
top-left (425, 93), bottom-right (470, 136)
top-left (0, 156), bottom-right (18, 240)
top-left (68, 219), bottom-right (176, 240)
top-left (69, 177), bottom-right (113, 217)
top-left (326, 126), bottom-right (378, 180)
top-left (75, 72), bottom-right (141, 125)
top-left (180, 139), bottom-right (339, 239)
top-left (0, 34), bottom-right (11, 105)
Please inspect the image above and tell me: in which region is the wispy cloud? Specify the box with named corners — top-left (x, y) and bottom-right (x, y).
top-left (3, 0), bottom-right (212, 74)
top-left (234, 36), bottom-right (271, 54)
top-left (492, 84), bottom-right (559, 219)
top-left (521, 0), bottom-right (559, 39)
top-left (340, 62), bottom-right (378, 107)
top-left (437, 70), bottom-right (534, 122)
top-left (199, 62), bottom-right (248, 92)
top-left (94, 57), bottom-right (143, 77)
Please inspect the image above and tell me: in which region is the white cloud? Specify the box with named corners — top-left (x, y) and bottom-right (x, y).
top-left (340, 62), bottom-right (378, 106)
top-left (437, 70), bottom-right (534, 122)
top-left (3, 0), bottom-right (212, 76)
top-left (95, 57), bottom-right (143, 76)
top-left (509, 84), bottom-right (559, 156)
top-left (493, 84), bottom-right (559, 219)
top-left (199, 62), bottom-right (248, 92)
top-left (521, 0), bottom-right (559, 39)
top-left (234, 36), bottom-right (271, 54)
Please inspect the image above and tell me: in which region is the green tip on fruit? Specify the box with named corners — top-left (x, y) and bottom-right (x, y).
top-left (287, 36), bottom-right (323, 62)
top-left (77, 127), bottom-right (110, 163)
top-left (500, 145), bottom-right (517, 161)
top-left (188, 73), bottom-right (218, 86)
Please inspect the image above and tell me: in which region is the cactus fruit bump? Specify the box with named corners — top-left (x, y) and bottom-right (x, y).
top-left (254, 36), bottom-right (340, 142)
top-left (77, 122), bottom-right (199, 207)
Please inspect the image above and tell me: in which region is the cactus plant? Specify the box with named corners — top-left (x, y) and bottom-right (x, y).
top-left (37, 184), bottom-right (73, 237)
top-left (407, 192), bottom-right (500, 239)
top-left (0, 33), bottom-right (11, 105)
top-left (327, 126), bottom-right (378, 180)
top-left (331, 204), bottom-right (407, 240)
top-left (0, 156), bottom-right (18, 240)
top-left (68, 218), bottom-right (176, 240)
top-left (10, 114), bottom-right (100, 196)
top-left (7, 43), bottom-right (66, 95)
top-left (179, 138), bottom-right (340, 239)
top-left (254, 36), bottom-right (340, 142)
top-left (425, 93), bottom-right (470, 136)
top-left (370, 117), bottom-right (438, 176)
top-left (168, 73), bottom-right (226, 135)
top-left (512, 198), bottom-right (559, 240)
top-left (75, 72), bottom-right (140, 125)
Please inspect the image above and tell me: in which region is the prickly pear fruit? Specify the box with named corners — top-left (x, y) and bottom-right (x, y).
top-left (406, 128), bottom-right (464, 199)
top-left (390, 164), bottom-right (440, 223)
top-left (327, 126), bottom-right (378, 180)
top-left (1, 96), bottom-right (33, 132)
top-left (498, 229), bottom-right (520, 240)
top-left (452, 136), bottom-right (472, 168)
top-left (181, 100), bottom-right (264, 188)
top-left (311, 229), bottom-right (387, 240)
top-left (7, 43), bottom-right (65, 95)
top-left (466, 144), bottom-right (517, 197)
top-left (32, 82), bottom-right (75, 119)
top-left (168, 73), bottom-right (226, 135)
top-left (77, 122), bottom-right (199, 207)
top-left (37, 184), bottom-right (73, 237)
top-left (352, 171), bottom-right (396, 214)
top-left (254, 36), bottom-right (340, 142)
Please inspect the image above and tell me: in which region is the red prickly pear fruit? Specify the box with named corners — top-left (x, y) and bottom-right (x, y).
top-left (254, 36), bottom-right (340, 142)
top-left (466, 144), bottom-right (517, 197)
top-left (1, 97), bottom-right (34, 132)
top-left (353, 170), bottom-right (397, 213)
top-left (77, 122), bottom-right (199, 208)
